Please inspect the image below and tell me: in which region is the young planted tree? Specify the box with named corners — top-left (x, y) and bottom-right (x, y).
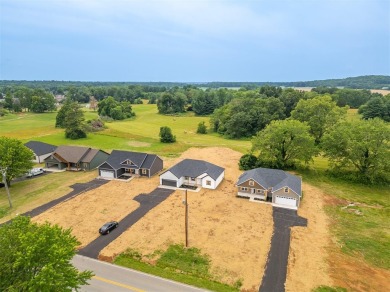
top-left (322, 118), bottom-right (390, 181)
top-left (196, 121), bottom-right (207, 134)
top-left (291, 95), bottom-right (348, 144)
top-left (159, 126), bottom-right (176, 143)
top-left (0, 216), bottom-right (93, 291)
top-left (64, 102), bottom-right (87, 139)
top-left (252, 120), bottom-right (318, 169)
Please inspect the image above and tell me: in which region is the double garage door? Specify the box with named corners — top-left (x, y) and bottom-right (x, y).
top-left (161, 179), bottom-right (177, 187)
top-left (100, 170), bottom-right (115, 179)
top-left (275, 196), bottom-right (297, 207)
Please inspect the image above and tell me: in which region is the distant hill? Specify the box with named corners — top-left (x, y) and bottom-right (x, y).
top-left (0, 75), bottom-right (389, 89)
top-left (199, 75), bottom-right (390, 89)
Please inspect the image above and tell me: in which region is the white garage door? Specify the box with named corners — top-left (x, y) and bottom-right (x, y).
top-left (275, 196), bottom-right (296, 207)
top-left (100, 170), bottom-right (114, 178)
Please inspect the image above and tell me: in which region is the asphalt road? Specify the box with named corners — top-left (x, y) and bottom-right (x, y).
top-left (259, 207), bottom-right (307, 292)
top-left (79, 188), bottom-right (174, 259)
top-left (73, 255), bottom-right (207, 292)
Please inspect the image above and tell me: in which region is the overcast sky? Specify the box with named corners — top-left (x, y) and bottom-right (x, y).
top-left (0, 0), bottom-right (389, 82)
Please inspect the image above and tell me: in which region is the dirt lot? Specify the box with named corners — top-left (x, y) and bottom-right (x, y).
top-left (34, 146), bottom-right (385, 291)
top-left (100, 148), bottom-right (274, 289)
top-left (32, 177), bottom-right (158, 248)
top-left (285, 183), bottom-right (333, 291)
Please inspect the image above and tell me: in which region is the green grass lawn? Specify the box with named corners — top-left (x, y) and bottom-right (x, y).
top-left (300, 167), bottom-right (390, 270)
top-left (0, 105), bottom-right (250, 155)
top-left (0, 171), bottom-right (96, 223)
top-left (114, 245), bottom-right (239, 292)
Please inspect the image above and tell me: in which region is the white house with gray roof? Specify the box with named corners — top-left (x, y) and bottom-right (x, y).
top-left (236, 168), bottom-right (302, 209)
top-left (160, 159), bottom-right (225, 190)
top-left (24, 141), bottom-right (56, 163)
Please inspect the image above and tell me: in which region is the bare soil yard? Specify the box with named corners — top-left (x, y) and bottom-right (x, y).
top-left (286, 183), bottom-right (333, 291)
top-left (33, 176), bottom-right (158, 248)
top-left (100, 147), bottom-right (273, 289)
top-left (32, 146), bottom-right (380, 291)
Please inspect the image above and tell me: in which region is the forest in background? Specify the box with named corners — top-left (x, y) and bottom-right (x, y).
top-left (0, 74), bottom-right (389, 89)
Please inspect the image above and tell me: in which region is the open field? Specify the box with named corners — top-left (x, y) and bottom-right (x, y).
top-left (0, 105), bottom-right (251, 155)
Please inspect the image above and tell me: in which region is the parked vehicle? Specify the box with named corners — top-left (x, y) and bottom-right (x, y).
top-left (27, 168), bottom-right (45, 177)
top-left (99, 221), bottom-right (119, 235)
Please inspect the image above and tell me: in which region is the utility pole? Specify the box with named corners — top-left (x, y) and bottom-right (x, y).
top-left (0, 167), bottom-right (12, 208)
top-left (183, 189), bottom-right (189, 247)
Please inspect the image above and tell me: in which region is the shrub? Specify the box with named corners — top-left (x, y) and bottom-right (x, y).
top-left (159, 126), bottom-right (176, 143)
top-left (238, 154), bottom-right (258, 170)
top-left (196, 121), bottom-right (207, 134)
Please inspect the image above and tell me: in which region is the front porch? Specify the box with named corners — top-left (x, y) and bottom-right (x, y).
top-left (237, 192), bottom-right (266, 201)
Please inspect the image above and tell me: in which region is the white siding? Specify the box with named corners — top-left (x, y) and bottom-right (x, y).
top-left (160, 171), bottom-right (179, 185)
top-left (201, 175), bottom-right (216, 189)
top-left (214, 171), bottom-right (225, 188)
top-left (35, 153), bottom-right (52, 163)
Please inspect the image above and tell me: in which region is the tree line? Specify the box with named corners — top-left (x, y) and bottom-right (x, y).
top-left (1, 74), bottom-right (389, 89)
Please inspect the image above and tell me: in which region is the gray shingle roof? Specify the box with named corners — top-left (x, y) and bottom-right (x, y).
top-left (24, 141), bottom-right (56, 156)
top-left (237, 168), bottom-right (302, 196)
top-left (105, 150), bottom-right (158, 170)
top-left (167, 159), bottom-right (224, 180)
top-left (53, 145), bottom-right (91, 163)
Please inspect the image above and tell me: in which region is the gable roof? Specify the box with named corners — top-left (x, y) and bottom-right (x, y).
top-left (50, 145), bottom-right (106, 164)
top-left (237, 167), bottom-right (302, 197)
top-left (24, 141), bottom-right (56, 156)
top-left (166, 159), bottom-right (224, 180)
top-left (104, 150), bottom-right (159, 170)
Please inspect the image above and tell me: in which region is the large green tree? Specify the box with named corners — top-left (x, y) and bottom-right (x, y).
top-left (157, 92), bottom-right (187, 114)
top-left (64, 102), bottom-right (87, 139)
top-left (0, 137), bottom-right (34, 187)
top-left (252, 120), bottom-right (317, 168)
top-left (210, 97), bottom-right (286, 139)
top-left (97, 96), bottom-right (135, 120)
top-left (291, 95), bottom-right (348, 144)
top-left (55, 98), bottom-right (72, 128)
top-left (0, 216), bottom-right (93, 291)
top-left (358, 95), bottom-right (390, 122)
top-left (322, 118), bottom-right (390, 180)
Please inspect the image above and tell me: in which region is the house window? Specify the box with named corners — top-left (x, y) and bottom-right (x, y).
top-left (184, 176), bottom-right (189, 180)
top-left (257, 189), bottom-right (263, 194)
top-left (249, 180), bottom-right (254, 186)
top-left (190, 177), bottom-right (196, 181)
top-left (206, 180), bottom-right (211, 186)
top-left (142, 169), bottom-right (147, 174)
top-left (241, 187), bottom-right (248, 191)
top-left (284, 187), bottom-right (289, 193)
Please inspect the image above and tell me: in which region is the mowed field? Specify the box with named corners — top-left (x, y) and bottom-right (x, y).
top-left (0, 104), bottom-right (250, 155)
top-left (1, 104), bottom-right (389, 291)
